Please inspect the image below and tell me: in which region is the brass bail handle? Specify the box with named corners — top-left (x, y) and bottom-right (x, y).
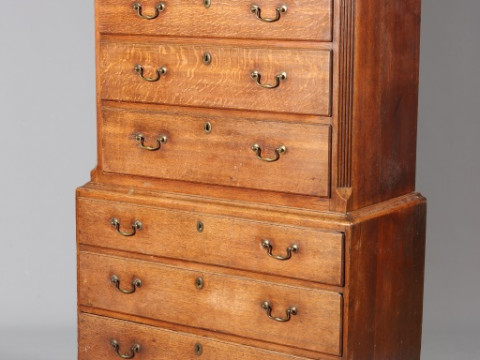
top-left (110, 218), bottom-right (143, 237)
top-left (251, 70), bottom-right (287, 89)
top-left (250, 4), bottom-right (288, 22)
top-left (134, 64), bottom-right (167, 82)
top-left (251, 143), bottom-right (286, 162)
top-left (261, 239), bottom-right (299, 261)
top-left (132, 2), bottom-right (166, 20)
top-left (110, 274), bottom-right (142, 294)
top-left (135, 133), bottom-right (168, 151)
top-left (261, 301), bottom-right (298, 322)
top-left (110, 339), bottom-right (141, 359)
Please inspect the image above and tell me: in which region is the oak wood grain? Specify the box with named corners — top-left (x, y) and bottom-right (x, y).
top-left (79, 313), bottom-right (338, 360)
top-left (79, 243), bottom-right (345, 294)
top-left (99, 36), bottom-right (332, 115)
top-left (77, 197), bottom-right (344, 285)
top-left (78, 1), bottom-right (428, 359)
top-left (76, 186), bottom-right (427, 359)
top-left (78, 251), bottom-right (343, 356)
top-left (101, 104), bottom-right (331, 196)
top-left (92, 168), bottom-right (333, 211)
top-left (344, 0), bottom-right (422, 211)
top-left (97, 0), bottom-right (332, 42)
top-left (95, 101), bottom-right (332, 211)
top-left (344, 196), bottom-right (426, 359)
top-left (77, 183), bottom-right (426, 231)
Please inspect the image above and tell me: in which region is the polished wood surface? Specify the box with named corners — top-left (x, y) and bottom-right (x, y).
top-left (90, 0), bottom-right (420, 212)
top-left (78, 251), bottom-right (343, 356)
top-left (97, 0), bottom-right (332, 42)
top-left (78, 0), bottom-right (426, 358)
top-left (101, 104), bottom-right (331, 196)
top-left (79, 307), bottom-right (341, 360)
top-left (344, 197), bottom-right (426, 360)
top-left (79, 313), bottom-right (325, 360)
top-left (90, 0), bottom-right (425, 212)
top-left (94, 101), bottom-right (334, 212)
top-left (77, 183), bottom-right (425, 236)
top-left (77, 197), bottom-right (344, 285)
top-left (92, 167), bottom-right (333, 212)
top-left (333, 0), bottom-right (422, 211)
top-left (76, 185), bottom-right (426, 359)
top-left (99, 36), bottom-right (332, 116)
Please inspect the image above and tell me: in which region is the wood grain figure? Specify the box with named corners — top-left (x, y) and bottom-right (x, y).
top-left (77, 0), bottom-right (427, 359)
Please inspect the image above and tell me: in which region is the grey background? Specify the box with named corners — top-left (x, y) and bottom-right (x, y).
top-left (0, 0), bottom-right (478, 358)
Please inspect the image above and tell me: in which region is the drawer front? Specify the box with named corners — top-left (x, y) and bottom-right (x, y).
top-left (99, 39), bottom-right (332, 116)
top-left (101, 106), bottom-right (331, 197)
top-left (97, 0), bottom-right (332, 42)
top-left (77, 197), bottom-right (344, 286)
top-left (79, 313), bottom-right (325, 360)
top-left (78, 252), bottom-right (343, 355)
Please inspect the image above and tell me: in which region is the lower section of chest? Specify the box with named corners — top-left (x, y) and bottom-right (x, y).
top-left (76, 185), bottom-right (426, 360)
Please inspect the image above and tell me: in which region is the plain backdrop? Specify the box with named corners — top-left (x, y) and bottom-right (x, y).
top-left (0, 0), bottom-right (479, 359)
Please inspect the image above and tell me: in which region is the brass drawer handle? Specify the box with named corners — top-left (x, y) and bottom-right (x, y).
top-left (250, 4), bottom-right (287, 23)
top-left (251, 70), bottom-right (287, 89)
top-left (261, 301), bottom-right (298, 322)
top-left (110, 339), bottom-right (141, 359)
top-left (251, 143), bottom-right (286, 162)
top-left (134, 64), bottom-right (167, 82)
top-left (110, 275), bottom-right (142, 294)
top-left (132, 2), bottom-right (165, 20)
top-left (135, 133), bottom-right (167, 151)
top-left (261, 239), bottom-right (298, 261)
top-left (110, 218), bottom-right (143, 237)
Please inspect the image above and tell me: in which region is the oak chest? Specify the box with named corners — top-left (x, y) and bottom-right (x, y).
top-left (77, 1), bottom-right (426, 359)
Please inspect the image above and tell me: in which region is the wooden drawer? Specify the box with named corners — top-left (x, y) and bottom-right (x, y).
top-left (101, 105), bottom-right (331, 197)
top-left (99, 38), bottom-right (332, 116)
top-left (78, 252), bottom-right (343, 356)
top-left (79, 313), bottom-right (328, 360)
top-left (77, 197), bottom-right (344, 286)
top-left (97, 0), bottom-right (332, 42)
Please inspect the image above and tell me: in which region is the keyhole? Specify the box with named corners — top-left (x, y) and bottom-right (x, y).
top-left (203, 0), bottom-right (210, 8)
top-left (197, 221), bottom-right (204, 232)
top-left (203, 52), bottom-right (212, 65)
top-left (195, 343), bottom-right (203, 355)
top-left (195, 277), bottom-right (204, 289)
top-left (204, 122), bottom-right (212, 134)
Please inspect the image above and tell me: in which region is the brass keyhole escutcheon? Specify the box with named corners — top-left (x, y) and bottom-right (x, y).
top-left (195, 277), bottom-right (204, 289)
top-left (195, 343), bottom-right (203, 356)
top-left (204, 122), bottom-right (212, 133)
top-left (197, 221), bottom-right (204, 232)
top-left (203, 0), bottom-right (211, 8)
top-left (203, 52), bottom-right (212, 65)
